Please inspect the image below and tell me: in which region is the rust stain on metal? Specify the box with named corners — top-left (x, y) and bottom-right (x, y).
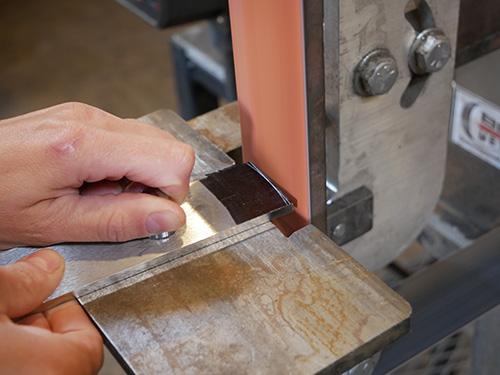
top-left (188, 102), bottom-right (241, 153)
top-left (84, 226), bottom-right (410, 374)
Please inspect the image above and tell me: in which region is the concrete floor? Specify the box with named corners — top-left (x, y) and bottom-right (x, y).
top-left (0, 0), bottom-right (183, 120)
top-left (0, 1), bottom-right (185, 373)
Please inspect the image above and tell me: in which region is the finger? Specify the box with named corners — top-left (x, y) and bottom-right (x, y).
top-left (1, 303), bottom-right (103, 375)
top-left (17, 312), bottom-right (52, 330)
top-left (11, 102), bottom-right (194, 204)
top-left (33, 193), bottom-right (186, 244)
top-left (44, 300), bottom-right (104, 374)
top-left (0, 249), bottom-right (65, 318)
top-left (49, 126), bottom-right (194, 204)
top-left (44, 300), bottom-right (97, 334)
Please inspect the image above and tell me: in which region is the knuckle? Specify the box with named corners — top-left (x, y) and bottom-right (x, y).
top-left (175, 142), bottom-right (195, 176)
top-left (44, 124), bottom-right (88, 162)
top-left (84, 331), bottom-right (104, 362)
top-left (32, 105), bottom-right (89, 154)
top-left (41, 344), bottom-right (102, 375)
top-left (58, 102), bottom-right (95, 119)
top-left (55, 102), bottom-right (108, 131)
top-left (98, 211), bottom-right (129, 242)
top-left (71, 331), bottom-right (104, 375)
top-left (184, 144), bottom-right (196, 168)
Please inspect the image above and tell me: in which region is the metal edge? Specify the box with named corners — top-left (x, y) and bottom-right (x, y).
top-left (247, 162), bottom-right (293, 207)
top-left (302, 0), bottom-right (327, 233)
top-left (323, 0), bottom-right (340, 206)
top-left (319, 317), bottom-right (411, 375)
top-left (75, 216), bottom-right (288, 301)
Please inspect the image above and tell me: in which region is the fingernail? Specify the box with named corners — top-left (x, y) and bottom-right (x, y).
top-left (25, 250), bottom-right (63, 274)
top-left (146, 211), bottom-right (182, 234)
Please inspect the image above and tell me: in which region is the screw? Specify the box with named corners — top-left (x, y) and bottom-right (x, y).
top-left (409, 28), bottom-right (451, 75)
top-left (360, 359), bottom-right (375, 375)
top-left (344, 358), bottom-right (375, 375)
top-left (355, 49), bottom-right (399, 97)
top-left (333, 223), bottom-right (346, 238)
top-left (216, 15), bottom-right (226, 25)
top-left (150, 231), bottom-right (175, 241)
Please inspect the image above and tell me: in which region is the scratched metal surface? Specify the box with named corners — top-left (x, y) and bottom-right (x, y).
top-left (82, 224), bottom-right (410, 375)
top-left (187, 102), bottom-right (241, 154)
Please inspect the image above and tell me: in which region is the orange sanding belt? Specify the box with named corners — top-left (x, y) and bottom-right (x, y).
top-left (228, 0), bottom-right (310, 235)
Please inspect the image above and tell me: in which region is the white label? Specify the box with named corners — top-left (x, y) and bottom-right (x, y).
top-left (450, 83), bottom-right (500, 170)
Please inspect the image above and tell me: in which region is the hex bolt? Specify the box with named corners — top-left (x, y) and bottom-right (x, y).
top-left (409, 28), bottom-right (451, 75)
top-left (333, 223), bottom-right (346, 239)
top-left (354, 49), bottom-right (399, 97)
top-left (345, 358), bottom-right (375, 375)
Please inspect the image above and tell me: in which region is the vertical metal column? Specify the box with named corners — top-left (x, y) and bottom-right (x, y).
top-left (228, 0), bottom-right (326, 234)
top-left (302, 0), bottom-right (327, 233)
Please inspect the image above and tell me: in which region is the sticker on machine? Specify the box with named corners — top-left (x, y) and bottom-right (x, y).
top-left (450, 83), bottom-right (500, 170)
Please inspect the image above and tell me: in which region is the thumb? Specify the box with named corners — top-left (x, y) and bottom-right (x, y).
top-left (0, 249), bottom-right (65, 318)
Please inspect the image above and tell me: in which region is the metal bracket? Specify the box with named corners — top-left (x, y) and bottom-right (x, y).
top-left (327, 186), bottom-right (373, 246)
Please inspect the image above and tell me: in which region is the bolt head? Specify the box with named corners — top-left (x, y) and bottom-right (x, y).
top-left (410, 28), bottom-right (451, 75)
top-left (345, 358), bottom-right (375, 375)
top-left (216, 15), bottom-right (226, 24)
top-left (333, 223), bottom-right (346, 238)
top-left (364, 60), bottom-right (398, 96)
top-left (355, 49), bottom-right (399, 97)
top-left (149, 231), bottom-right (175, 241)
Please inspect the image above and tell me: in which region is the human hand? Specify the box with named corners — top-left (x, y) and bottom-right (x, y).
top-left (0, 102), bottom-right (195, 249)
top-left (0, 249), bottom-right (103, 375)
